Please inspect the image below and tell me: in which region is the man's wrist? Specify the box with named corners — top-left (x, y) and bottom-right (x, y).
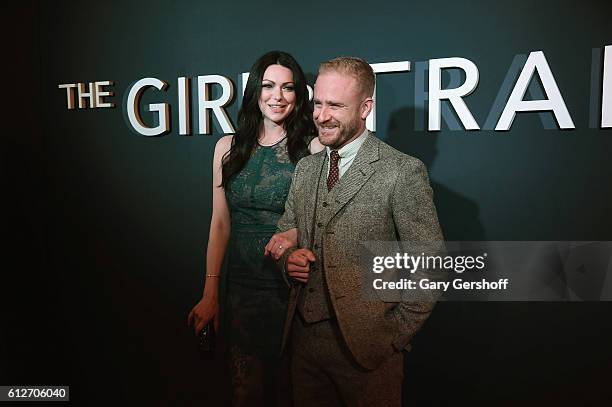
top-left (280, 247), bottom-right (299, 286)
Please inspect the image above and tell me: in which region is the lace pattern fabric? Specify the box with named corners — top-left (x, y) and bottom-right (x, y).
top-left (223, 137), bottom-right (295, 405)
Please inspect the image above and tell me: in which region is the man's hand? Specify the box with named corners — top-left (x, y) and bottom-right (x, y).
top-left (286, 248), bottom-right (316, 283)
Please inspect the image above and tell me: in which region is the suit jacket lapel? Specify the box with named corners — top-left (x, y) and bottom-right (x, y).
top-left (328, 133), bottom-right (380, 221)
top-left (303, 152), bottom-right (327, 246)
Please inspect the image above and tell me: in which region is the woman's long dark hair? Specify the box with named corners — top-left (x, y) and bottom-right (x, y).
top-left (221, 51), bottom-right (314, 188)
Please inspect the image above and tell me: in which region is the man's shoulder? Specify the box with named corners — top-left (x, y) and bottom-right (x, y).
top-left (372, 135), bottom-right (427, 172)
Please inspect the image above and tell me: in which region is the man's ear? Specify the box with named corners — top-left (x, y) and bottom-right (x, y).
top-left (361, 97), bottom-right (374, 119)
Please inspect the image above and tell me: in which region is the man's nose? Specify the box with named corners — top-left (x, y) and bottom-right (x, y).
top-left (317, 105), bottom-right (331, 122)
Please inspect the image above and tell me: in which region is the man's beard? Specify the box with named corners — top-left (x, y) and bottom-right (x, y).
top-left (317, 116), bottom-right (361, 148)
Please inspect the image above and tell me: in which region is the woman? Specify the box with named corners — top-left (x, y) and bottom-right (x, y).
top-left (187, 51), bottom-right (322, 406)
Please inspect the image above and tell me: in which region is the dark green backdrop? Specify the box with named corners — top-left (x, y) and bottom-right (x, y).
top-left (3, 0), bottom-right (612, 405)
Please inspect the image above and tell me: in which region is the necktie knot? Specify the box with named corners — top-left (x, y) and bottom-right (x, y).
top-left (330, 150), bottom-right (340, 165)
top-left (327, 150), bottom-right (340, 191)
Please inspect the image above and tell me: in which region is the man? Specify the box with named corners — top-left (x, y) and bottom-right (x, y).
top-left (273, 57), bottom-right (443, 406)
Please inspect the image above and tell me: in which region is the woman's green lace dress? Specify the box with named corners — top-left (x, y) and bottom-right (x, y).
top-left (224, 137), bottom-right (295, 404)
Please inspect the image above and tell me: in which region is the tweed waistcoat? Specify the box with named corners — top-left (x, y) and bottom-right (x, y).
top-left (296, 156), bottom-right (341, 322)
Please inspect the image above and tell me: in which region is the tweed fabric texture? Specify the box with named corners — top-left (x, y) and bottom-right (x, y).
top-left (296, 158), bottom-right (338, 322)
top-left (292, 316), bottom-right (403, 406)
top-left (277, 132), bottom-right (444, 370)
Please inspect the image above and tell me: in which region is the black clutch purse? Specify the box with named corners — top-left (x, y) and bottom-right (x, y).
top-left (198, 321), bottom-right (216, 359)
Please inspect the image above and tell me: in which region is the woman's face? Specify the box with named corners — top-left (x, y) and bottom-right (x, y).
top-left (258, 64), bottom-right (296, 126)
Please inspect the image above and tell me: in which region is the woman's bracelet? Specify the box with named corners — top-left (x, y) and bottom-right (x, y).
top-left (206, 274), bottom-right (220, 278)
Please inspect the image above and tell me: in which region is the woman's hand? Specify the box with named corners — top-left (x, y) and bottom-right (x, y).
top-left (187, 296), bottom-right (219, 335)
top-left (264, 228), bottom-right (298, 260)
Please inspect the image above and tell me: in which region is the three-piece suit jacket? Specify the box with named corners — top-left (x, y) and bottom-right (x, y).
top-left (277, 133), bottom-right (444, 370)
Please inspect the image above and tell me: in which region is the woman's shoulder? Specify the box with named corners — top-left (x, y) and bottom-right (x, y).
top-left (215, 134), bottom-right (234, 155)
top-left (308, 136), bottom-right (325, 154)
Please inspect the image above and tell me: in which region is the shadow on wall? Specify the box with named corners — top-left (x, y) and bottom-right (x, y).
top-left (383, 105), bottom-right (612, 405)
top-left (385, 106), bottom-right (506, 405)
top-left (385, 106), bottom-right (485, 242)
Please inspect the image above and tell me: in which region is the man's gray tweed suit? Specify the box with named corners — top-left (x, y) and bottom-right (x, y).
top-left (277, 132), bottom-right (443, 370)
